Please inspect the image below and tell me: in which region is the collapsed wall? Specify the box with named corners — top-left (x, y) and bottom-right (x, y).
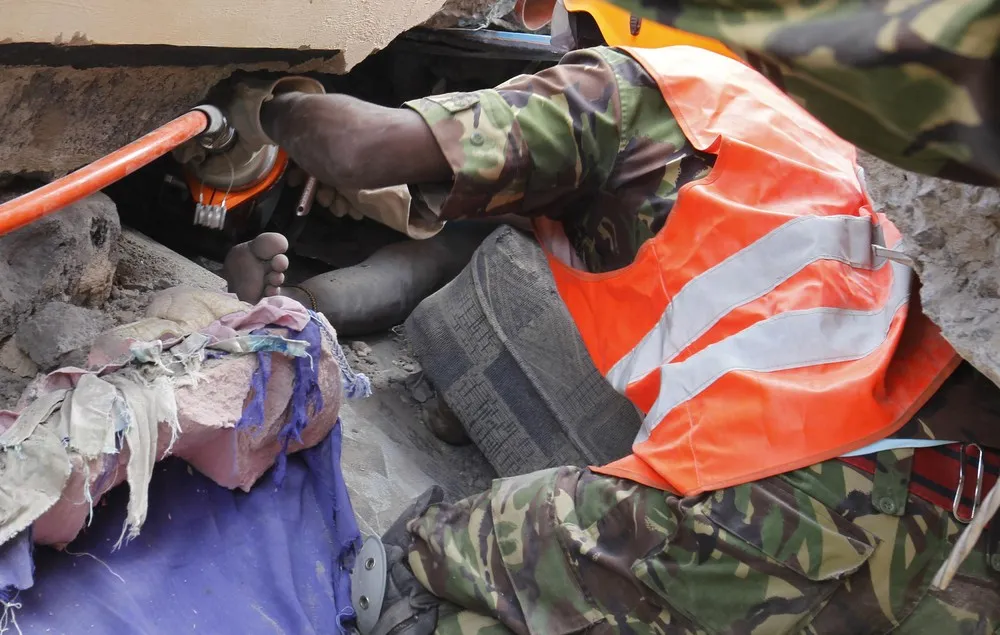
top-left (0, 0), bottom-right (455, 178)
top-left (0, 0), bottom-right (452, 70)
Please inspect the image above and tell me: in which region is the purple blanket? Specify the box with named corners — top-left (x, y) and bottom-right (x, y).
top-left (1, 423), bottom-right (360, 634)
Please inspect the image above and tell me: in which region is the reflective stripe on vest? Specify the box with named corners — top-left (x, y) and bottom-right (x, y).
top-left (638, 255), bottom-right (909, 443)
top-left (534, 45), bottom-right (960, 495)
top-left (605, 214), bottom-right (887, 393)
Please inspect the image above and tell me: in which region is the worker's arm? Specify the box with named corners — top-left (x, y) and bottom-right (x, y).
top-left (260, 48), bottom-right (628, 221)
top-left (605, 0), bottom-right (1000, 186)
top-left (399, 48), bottom-right (627, 220)
top-left (260, 93), bottom-right (453, 190)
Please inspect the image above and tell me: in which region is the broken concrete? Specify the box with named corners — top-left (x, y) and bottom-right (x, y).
top-left (425, 0), bottom-right (517, 28)
top-left (104, 229), bottom-right (228, 327)
top-left (0, 338), bottom-right (38, 379)
top-left (15, 301), bottom-right (112, 371)
top-left (0, 192), bottom-right (119, 341)
top-left (859, 152), bottom-right (1000, 389)
top-left (339, 332), bottom-right (494, 535)
top-left (0, 64), bottom-right (238, 178)
top-left (0, 368), bottom-right (30, 411)
top-left (116, 228), bottom-right (226, 294)
top-left (2, 0), bottom-right (450, 71)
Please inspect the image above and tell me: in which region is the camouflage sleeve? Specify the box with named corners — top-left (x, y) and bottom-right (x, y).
top-left (605, 0), bottom-right (1000, 186)
top-left (403, 49), bottom-right (628, 220)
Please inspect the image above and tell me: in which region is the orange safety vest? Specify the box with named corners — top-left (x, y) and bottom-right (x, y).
top-left (533, 46), bottom-right (960, 495)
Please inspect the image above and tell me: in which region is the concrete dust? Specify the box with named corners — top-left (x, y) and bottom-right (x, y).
top-left (0, 193), bottom-right (492, 534)
top-left (340, 331), bottom-right (494, 536)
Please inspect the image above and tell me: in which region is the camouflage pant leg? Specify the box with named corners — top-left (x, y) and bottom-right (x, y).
top-left (435, 610), bottom-right (510, 635)
top-left (406, 461), bottom-right (1000, 635)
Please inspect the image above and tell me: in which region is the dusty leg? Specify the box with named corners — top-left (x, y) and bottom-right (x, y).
top-left (292, 223), bottom-right (496, 337)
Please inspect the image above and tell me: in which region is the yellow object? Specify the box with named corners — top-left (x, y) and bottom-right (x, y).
top-left (563, 0), bottom-right (740, 59)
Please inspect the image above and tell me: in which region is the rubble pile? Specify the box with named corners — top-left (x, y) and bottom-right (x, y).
top-left (860, 153), bottom-right (1000, 389)
top-left (0, 193), bottom-right (225, 409)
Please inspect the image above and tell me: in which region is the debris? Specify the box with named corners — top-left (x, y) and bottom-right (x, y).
top-left (393, 359), bottom-right (418, 374)
top-left (0, 340), bottom-right (37, 380)
top-left (115, 229), bottom-right (226, 295)
top-left (351, 341), bottom-right (372, 358)
top-left (0, 370), bottom-right (30, 412)
top-left (15, 302), bottom-right (112, 371)
top-left (404, 371), bottom-right (434, 404)
top-left (0, 193), bottom-right (119, 341)
top-left (858, 152), bottom-right (1000, 389)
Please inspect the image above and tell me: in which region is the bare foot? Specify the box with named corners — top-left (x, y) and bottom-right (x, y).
top-left (223, 232), bottom-right (290, 303)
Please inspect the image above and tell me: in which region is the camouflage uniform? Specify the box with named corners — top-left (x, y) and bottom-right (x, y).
top-left (604, 0), bottom-right (1000, 186)
top-left (386, 47), bottom-right (1000, 634)
top-left (412, 457), bottom-right (1000, 634)
top-left (406, 47), bottom-right (713, 273)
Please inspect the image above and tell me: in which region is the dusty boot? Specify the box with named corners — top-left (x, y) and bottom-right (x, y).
top-left (424, 397), bottom-right (471, 446)
top-left (352, 487), bottom-right (445, 635)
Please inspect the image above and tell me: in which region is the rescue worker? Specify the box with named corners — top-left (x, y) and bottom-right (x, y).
top-left (219, 1), bottom-right (1000, 632)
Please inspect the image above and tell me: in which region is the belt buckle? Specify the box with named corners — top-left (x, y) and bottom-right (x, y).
top-left (953, 443), bottom-right (985, 524)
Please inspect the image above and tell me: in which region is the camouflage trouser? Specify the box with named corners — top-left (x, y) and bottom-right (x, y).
top-left (406, 455), bottom-right (1000, 634)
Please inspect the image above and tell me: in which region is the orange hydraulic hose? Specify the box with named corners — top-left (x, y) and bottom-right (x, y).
top-left (0, 109), bottom-right (209, 237)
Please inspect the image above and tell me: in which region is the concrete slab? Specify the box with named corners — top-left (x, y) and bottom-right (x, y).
top-left (339, 331), bottom-right (495, 536)
top-left (116, 228), bottom-right (227, 293)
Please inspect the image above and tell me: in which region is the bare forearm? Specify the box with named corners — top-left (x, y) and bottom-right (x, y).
top-left (260, 93), bottom-right (451, 190)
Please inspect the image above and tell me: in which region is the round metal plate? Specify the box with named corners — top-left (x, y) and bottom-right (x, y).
top-left (351, 536), bottom-right (387, 634)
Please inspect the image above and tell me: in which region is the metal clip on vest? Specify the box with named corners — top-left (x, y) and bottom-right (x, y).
top-left (954, 443), bottom-right (985, 524)
top-left (873, 245), bottom-right (916, 269)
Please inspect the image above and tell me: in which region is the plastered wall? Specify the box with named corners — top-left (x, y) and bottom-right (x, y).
top-left (0, 0), bottom-right (452, 175)
top-left (0, 0), bottom-right (447, 70)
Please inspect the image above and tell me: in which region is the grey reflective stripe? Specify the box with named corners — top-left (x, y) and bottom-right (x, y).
top-left (635, 258), bottom-right (912, 444)
top-left (841, 438), bottom-right (957, 458)
top-left (606, 215), bottom-right (882, 392)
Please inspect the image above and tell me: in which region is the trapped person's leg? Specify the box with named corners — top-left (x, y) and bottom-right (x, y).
top-left (286, 222), bottom-right (497, 337)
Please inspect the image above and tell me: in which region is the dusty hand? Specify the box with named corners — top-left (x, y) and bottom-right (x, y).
top-left (288, 167), bottom-right (446, 239)
top-left (227, 76), bottom-right (326, 148)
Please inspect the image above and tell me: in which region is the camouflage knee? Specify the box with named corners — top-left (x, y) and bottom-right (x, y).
top-left (353, 486), bottom-right (447, 635)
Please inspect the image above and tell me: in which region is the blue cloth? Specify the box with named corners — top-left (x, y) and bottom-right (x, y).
top-left (10, 423), bottom-right (361, 634)
top-left (0, 531), bottom-right (32, 605)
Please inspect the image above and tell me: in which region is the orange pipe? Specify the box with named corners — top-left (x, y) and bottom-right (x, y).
top-left (0, 110), bottom-right (209, 237)
top-left (514, 0), bottom-right (556, 30)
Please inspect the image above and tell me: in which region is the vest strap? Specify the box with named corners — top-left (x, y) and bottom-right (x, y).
top-left (871, 449), bottom-right (914, 517)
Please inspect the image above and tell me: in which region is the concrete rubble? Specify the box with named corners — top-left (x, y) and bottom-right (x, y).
top-left (0, 193), bottom-right (492, 535)
top-left (860, 153), bottom-right (1000, 389)
top-left (0, 192), bottom-right (119, 404)
top-left (15, 301), bottom-right (112, 371)
top-left (116, 228), bottom-right (226, 294)
top-left (0, 191), bottom-right (119, 340)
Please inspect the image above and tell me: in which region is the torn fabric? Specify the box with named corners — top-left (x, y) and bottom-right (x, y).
top-left (1, 289), bottom-right (358, 553)
top-left (13, 423), bottom-right (361, 634)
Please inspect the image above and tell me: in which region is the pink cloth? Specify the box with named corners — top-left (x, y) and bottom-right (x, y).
top-left (32, 342), bottom-right (343, 547)
top-left (204, 296), bottom-right (311, 341)
top-left (6, 291), bottom-right (344, 548)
